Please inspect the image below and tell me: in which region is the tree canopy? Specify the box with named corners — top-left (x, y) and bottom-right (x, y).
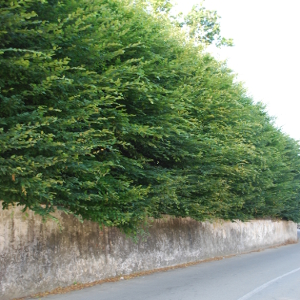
top-left (1, 0), bottom-right (300, 233)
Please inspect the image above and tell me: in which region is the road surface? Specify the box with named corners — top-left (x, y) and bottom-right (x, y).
top-left (35, 231), bottom-right (300, 300)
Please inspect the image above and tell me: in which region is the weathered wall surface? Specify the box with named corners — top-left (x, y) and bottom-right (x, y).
top-left (0, 205), bottom-right (297, 300)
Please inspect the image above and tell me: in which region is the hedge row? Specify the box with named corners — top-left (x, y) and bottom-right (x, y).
top-left (1, 0), bottom-right (300, 232)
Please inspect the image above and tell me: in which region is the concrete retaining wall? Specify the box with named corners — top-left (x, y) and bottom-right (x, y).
top-left (0, 205), bottom-right (297, 300)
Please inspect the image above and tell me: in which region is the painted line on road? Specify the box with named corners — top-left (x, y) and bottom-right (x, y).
top-left (237, 267), bottom-right (300, 300)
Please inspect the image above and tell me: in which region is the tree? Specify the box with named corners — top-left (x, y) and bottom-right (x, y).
top-left (1, 0), bottom-right (299, 232)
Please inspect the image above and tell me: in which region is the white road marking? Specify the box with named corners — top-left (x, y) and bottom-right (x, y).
top-left (237, 267), bottom-right (300, 300)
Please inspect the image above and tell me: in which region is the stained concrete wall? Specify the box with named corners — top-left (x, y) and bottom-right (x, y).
top-left (0, 204), bottom-right (297, 300)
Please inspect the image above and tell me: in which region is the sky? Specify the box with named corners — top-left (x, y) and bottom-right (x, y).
top-left (175, 0), bottom-right (300, 141)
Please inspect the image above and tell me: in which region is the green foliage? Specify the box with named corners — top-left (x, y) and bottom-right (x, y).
top-left (183, 4), bottom-right (233, 47)
top-left (1, 0), bottom-right (300, 232)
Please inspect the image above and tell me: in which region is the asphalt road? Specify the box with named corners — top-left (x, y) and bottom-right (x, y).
top-left (37, 231), bottom-right (300, 300)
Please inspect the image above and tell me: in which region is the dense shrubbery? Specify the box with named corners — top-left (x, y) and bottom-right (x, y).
top-left (1, 0), bottom-right (300, 232)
